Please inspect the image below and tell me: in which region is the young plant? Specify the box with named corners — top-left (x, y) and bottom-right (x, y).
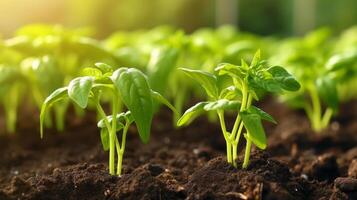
top-left (177, 50), bottom-right (300, 168)
top-left (40, 63), bottom-right (176, 176)
top-left (272, 29), bottom-right (357, 132)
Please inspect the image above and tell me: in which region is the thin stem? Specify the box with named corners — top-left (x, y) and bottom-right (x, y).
top-left (309, 86), bottom-right (322, 132)
top-left (242, 137), bottom-right (252, 169)
top-left (94, 99), bottom-right (116, 175)
top-left (235, 122), bottom-right (244, 144)
top-left (322, 108), bottom-right (333, 128)
top-left (217, 110), bottom-right (229, 140)
top-left (217, 110), bottom-right (232, 163)
top-left (109, 93), bottom-right (119, 175)
top-left (226, 141), bottom-right (232, 163)
top-left (117, 122), bottom-right (130, 175)
top-left (231, 83), bottom-right (248, 138)
top-left (232, 143), bottom-right (238, 167)
top-left (54, 104), bottom-right (67, 132)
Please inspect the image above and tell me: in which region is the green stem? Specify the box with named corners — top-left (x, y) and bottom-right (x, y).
top-left (109, 93), bottom-right (119, 175)
top-left (173, 89), bottom-right (186, 125)
top-left (217, 110), bottom-right (232, 163)
top-left (242, 136), bottom-right (252, 169)
top-left (226, 141), bottom-right (232, 164)
top-left (117, 122), bottom-right (129, 175)
top-left (54, 104), bottom-right (67, 132)
top-left (309, 86), bottom-right (322, 132)
top-left (322, 108), bottom-right (333, 128)
top-left (231, 83), bottom-right (248, 139)
top-left (232, 143), bottom-right (238, 167)
top-left (94, 99), bottom-right (115, 175)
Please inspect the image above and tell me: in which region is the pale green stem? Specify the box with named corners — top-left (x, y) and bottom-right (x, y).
top-left (95, 99), bottom-right (115, 175)
top-left (242, 136), bottom-right (252, 169)
top-left (54, 104), bottom-right (67, 132)
top-left (232, 143), bottom-right (238, 167)
top-left (109, 94), bottom-right (119, 175)
top-left (230, 83), bottom-right (247, 139)
top-left (309, 87), bottom-right (322, 132)
top-left (117, 122), bottom-right (130, 175)
top-left (322, 108), bottom-right (334, 128)
top-left (217, 110), bottom-right (232, 163)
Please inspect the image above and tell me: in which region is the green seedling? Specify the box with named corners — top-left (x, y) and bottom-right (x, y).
top-left (178, 50), bottom-right (300, 168)
top-left (273, 29), bottom-right (357, 132)
top-left (40, 63), bottom-right (176, 175)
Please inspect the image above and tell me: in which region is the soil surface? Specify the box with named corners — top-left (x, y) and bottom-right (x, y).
top-left (0, 98), bottom-right (356, 200)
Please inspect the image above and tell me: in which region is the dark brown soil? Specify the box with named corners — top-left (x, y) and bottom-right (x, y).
top-left (0, 98), bottom-right (356, 200)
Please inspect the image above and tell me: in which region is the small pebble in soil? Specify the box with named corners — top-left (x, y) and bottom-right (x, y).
top-left (104, 189), bottom-right (111, 196)
top-left (334, 177), bottom-right (357, 192)
top-left (11, 170), bottom-right (19, 175)
top-left (348, 159), bottom-right (357, 178)
top-left (300, 174), bottom-right (308, 180)
top-left (331, 121), bottom-right (340, 131)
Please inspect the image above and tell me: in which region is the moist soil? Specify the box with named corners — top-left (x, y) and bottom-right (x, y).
top-left (0, 98), bottom-right (356, 200)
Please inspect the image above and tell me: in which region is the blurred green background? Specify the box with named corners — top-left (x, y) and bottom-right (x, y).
top-left (0, 0), bottom-right (356, 37)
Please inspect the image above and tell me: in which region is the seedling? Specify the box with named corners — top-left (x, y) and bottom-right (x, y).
top-left (272, 29), bottom-right (357, 132)
top-left (40, 63), bottom-right (176, 175)
top-left (178, 50), bottom-right (300, 168)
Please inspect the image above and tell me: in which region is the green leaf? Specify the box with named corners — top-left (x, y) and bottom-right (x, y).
top-left (82, 67), bottom-right (102, 77)
top-left (177, 102), bottom-right (208, 126)
top-left (240, 111), bottom-right (267, 150)
top-left (179, 68), bottom-right (218, 98)
top-left (40, 87), bottom-right (68, 138)
top-left (251, 49), bottom-right (261, 67)
top-left (111, 68), bottom-right (153, 143)
top-left (68, 76), bottom-right (94, 108)
top-left (267, 66), bottom-right (300, 91)
top-left (316, 76), bottom-right (339, 110)
top-left (95, 62), bottom-right (113, 73)
top-left (247, 106), bottom-right (276, 123)
top-left (215, 63), bottom-right (245, 79)
top-left (151, 90), bottom-right (177, 115)
top-left (326, 50), bottom-right (357, 71)
top-left (97, 113), bottom-right (128, 129)
top-left (148, 47), bottom-right (178, 94)
top-left (219, 86), bottom-right (242, 100)
top-left (203, 99), bottom-right (241, 111)
top-left (100, 129), bottom-right (110, 151)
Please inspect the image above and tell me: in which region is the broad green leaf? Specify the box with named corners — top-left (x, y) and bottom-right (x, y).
top-left (111, 68), bottom-right (153, 143)
top-left (97, 113), bottom-right (128, 130)
top-left (179, 68), bottom-right (218, 98)
top-left (219, 86), bottom-right (242, 100)
top-left (316, 77), bottom-right (339, 110)
top-left (326, 50), bottom-right (357, 71)
top-left (240, 111), bottom-right (267, 149)
top-left (95, 62), bottom-right (113, 73)
top-left (215, 63), bottom-right (245, 79)
top-left (0, 66), bottom-right (23, 84)
top-left (267, 66), bottom-right (300, 91)
top-left (68, 76), bottom-right (94, 108)
top-left (151, 90), bottom-right (178, 115)
top-left (203, 99), bottom-right (241, 111)
top-left (247, 106), bottom-right (276, 123)
top-left (148, 47), bottom-right (178, 94)
top-left (100, 129), bottom-right (110, 151)
top-left (40, 87), bottom-right (68, 138)
top-left (177, 102), bottom-right (208, 126)
top-left (82, 67), bottom-right (102, 77)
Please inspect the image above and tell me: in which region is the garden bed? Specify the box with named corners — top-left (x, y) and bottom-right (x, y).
top-left (0, 98), bottom-right (356, 200)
